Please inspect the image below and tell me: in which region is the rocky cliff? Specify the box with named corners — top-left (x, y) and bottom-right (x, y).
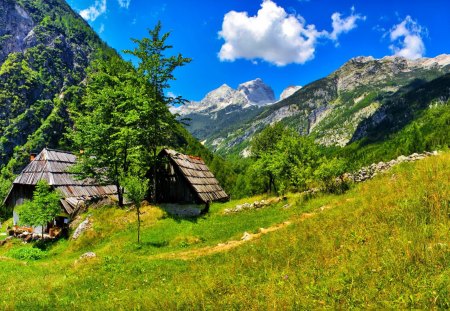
top-left (0, 0), bottom-right (114, 166)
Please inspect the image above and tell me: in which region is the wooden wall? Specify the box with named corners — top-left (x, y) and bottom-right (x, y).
top-left (4, 185), bottom-right (35, 210)
top-left (156, 159), bottom-right (200, 204)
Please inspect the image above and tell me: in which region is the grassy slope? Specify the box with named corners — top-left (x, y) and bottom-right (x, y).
top-left (0, 153), bottom-right (449, 309)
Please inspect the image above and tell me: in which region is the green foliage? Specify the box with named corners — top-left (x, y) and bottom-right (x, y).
top-left (123, 21), bottom-right (191, 198)
top-left (16, 180), bottom-right (60, 235)
top-left (68, 56), bottom-right (142, 205)
top-left (340, 99), bottom-right (450, 169)
top-left (123, 175), bottom-right (149, 208)
top-left (6, 247), bottom-right (46, 261)
top-left (234, 123), bottom-right (347, 196)
top-left (0, 160), bottom-right (16, 220)
top-left (69, 22), bottom-right (191, 206)
top-left (314, 157), bottom-right (348, 193)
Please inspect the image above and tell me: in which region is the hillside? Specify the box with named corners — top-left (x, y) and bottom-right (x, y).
top-left (193, 55), bottom-right (450, 156)
top-left (0, 0), bottom-right (117, 167)
top-left (0, 152), bottom-right (448, 309)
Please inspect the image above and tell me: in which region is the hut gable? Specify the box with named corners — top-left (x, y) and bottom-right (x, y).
top-left (156, 149), bottom-right (229, 204)
top-left (5, 148), bottom-right (117, 215)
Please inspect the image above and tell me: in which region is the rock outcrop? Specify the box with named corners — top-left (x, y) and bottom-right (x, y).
top-left (72, 216), bottom-right (92, 240)
top-left (237, 78), bottom-right (275, 106)
top-left (279, 85), bottom-right (302, 101)
top-left (343, 151), bottom-right (439, 183)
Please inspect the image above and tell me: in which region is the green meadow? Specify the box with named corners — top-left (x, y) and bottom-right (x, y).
top-left (0, 153), bottom-right (449, 309)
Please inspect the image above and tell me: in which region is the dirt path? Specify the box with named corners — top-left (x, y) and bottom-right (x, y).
top-left (151, 200), bottom-right (341, 261)
top-left (151, 221), bottom-right (292, 261)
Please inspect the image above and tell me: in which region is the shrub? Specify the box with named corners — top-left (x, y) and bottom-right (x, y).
top-left (7, 247), bottom-right (46, 260)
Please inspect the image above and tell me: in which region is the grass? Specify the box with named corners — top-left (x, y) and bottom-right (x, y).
top-left (0, 153), bottom-right (449, 309)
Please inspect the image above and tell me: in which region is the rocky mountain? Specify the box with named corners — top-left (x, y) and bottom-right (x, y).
top-left (0, 0), bottom-right (115, 166)
top-left (279, 86), bottom-right (302, 101)
top-left (174, 78), bottom-right (275, 116)
top-left (194, 54), bottom-right (450, 155)
top-left (173, 78), bottom-right (278, 141)
top-left (237, 78), bottom-right (275, 106)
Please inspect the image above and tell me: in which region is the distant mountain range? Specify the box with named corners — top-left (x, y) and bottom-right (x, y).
top-left (171, 78), bottom-right (302, 142)
top-left (177, 54), bottom-right (450, 156)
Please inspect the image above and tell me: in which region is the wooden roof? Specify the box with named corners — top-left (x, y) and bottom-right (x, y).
top-left (11, 148), bottom-right (117, 214)
top-left (161, 149), bottom-right (229, 203)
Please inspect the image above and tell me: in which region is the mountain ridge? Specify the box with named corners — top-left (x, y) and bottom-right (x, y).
top-left (187, 53), bottom-right (450, 155)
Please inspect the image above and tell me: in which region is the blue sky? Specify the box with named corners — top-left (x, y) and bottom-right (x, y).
top-left (67, 0), bottom-right (450, 101)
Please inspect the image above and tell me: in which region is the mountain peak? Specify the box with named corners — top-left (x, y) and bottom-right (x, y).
top-left (280, 85), bottom-right (302, 101)
top-left (237, 78), bottom-right (275, 106)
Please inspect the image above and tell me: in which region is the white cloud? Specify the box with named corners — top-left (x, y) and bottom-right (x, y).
top-left (117, 0), bottom-right (131, 9)
top-left (218, 1), bottom-right (364, 66)
top-left (389, 16), bottom-right (425, 59)
top-left (80, 0), bottom-right (107, 22)
top-left (329, 7), bottom-right (365, 42)
top-left (99, 23), bottom-right (105, 34)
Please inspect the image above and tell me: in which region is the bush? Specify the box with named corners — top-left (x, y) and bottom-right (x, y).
top-left (7, 247), bottom-right (46, 260)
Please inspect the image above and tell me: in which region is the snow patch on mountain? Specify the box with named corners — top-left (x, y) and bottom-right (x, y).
top-left (172, 78), bottom-right (276, 116)
top-left (237, 78), bottom-right (275, 106)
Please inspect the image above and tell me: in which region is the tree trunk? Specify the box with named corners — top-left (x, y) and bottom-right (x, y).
top-left (116, 183), bottom-right (124, 207)
top-left (152, 147), bottom-right (157, 204)
top-left (137, 204), bottom-right (141, 244)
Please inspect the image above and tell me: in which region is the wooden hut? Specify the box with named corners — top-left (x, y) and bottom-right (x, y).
top-left (155, 149), bottom-right (229, 206)
top-left (3, 148), bottom-right (117, 233)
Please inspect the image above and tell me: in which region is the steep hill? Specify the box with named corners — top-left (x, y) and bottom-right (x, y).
top-left (195, 55), bottom-right (450, 155)
top-left (0, 0), bottom-right (115, 166)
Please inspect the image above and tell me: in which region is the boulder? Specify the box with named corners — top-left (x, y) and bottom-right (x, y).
top-left (241, 232), bottom-right (252, 241)
top-left (72, 217), bottom-right (91, 240)
top-left (80, 252), bottom-right (96, 259)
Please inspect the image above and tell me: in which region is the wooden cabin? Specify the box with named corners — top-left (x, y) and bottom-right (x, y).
top-left (3, 148), bottom-right (117, 233)
top-left (155, 149), bottom-right (229, 207)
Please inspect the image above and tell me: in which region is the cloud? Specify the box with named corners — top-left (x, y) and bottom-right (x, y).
top-left (389, 16), bottom-right (425, 59)
top-left (99, 24), bottom-right (105, 34)
top-left (218, 1), bottom-right (364, 66)
top-left (329, 7), bottom-right (365, 42)
top-left (80, 0), bottom-right (107, 21)
top-left (117, 0), bottom-right (131, 9)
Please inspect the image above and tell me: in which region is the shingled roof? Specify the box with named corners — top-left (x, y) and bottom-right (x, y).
top-left (161, 149), bottom-right (229, 203)
top-left (10, 148), bottom-right (117, 214)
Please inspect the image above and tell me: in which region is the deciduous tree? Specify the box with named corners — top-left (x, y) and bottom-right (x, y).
top-left (17, 180), bottom-right (60, 238)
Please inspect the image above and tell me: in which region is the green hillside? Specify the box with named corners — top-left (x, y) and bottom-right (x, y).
top-left (0, 0), bottom-right (116, 167)
top-left (0, 152), bottom-right (448, 309)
